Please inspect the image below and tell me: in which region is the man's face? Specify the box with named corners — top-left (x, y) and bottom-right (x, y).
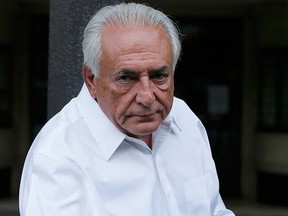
top-left (87, 24), bottom-right (174, 140)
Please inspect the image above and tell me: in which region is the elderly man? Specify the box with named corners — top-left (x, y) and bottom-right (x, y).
top-left (19, 2), bottom-right (235, 216)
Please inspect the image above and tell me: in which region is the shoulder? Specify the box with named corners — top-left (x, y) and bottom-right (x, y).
top-left (171, 97), bottom-right (210, 141)
top-left (171, 96), bottom-right (199, 123)
top-left (29, 98), bottom-right (85, 157)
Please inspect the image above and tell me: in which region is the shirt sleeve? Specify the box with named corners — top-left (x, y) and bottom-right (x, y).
top-left (19, 153), bottom-right (107, 216)
top-left (194, 109), bottom-right (235, 216)
top-left (213, 196), bottom-right (236, 216)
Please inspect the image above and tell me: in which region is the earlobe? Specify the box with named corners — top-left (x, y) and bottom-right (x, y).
top-left (82, 65), bottom-right (97, 98)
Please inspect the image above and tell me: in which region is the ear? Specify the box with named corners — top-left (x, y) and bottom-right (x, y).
top-left (82, 65), bottom-right (97, 98)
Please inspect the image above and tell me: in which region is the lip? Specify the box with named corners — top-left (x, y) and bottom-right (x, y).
top-left (127, 111), bottom-right (158, 118)
top-left (133, 113), bottom-right (155, 117)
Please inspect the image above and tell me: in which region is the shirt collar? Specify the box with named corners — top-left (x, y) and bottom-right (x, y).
top-left (76, 84), bottom-right (126, 161)
top-left (166, 98), bottom-right (182, 132)
top-left (162, 114), bottom-right (182, 133)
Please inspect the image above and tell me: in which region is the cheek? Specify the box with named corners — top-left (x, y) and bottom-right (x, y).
top-left (169, 80), bottom-right (174, 97)
top-left (160, 80), bottom-right (174, 111)
top-left (104, 90), bottom-right (131, 122)
top-left (96, 79), bottom-right (121, 100)
top-left (157, 79), bottom-right (174, 100)
top-left (96, 83), bottom-right (120, 117)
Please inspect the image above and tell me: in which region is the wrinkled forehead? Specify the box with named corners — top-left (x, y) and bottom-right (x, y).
top-left (99, 23), bottom-right (174, 74)
top-left (101, 22), bottom-right (171, 50)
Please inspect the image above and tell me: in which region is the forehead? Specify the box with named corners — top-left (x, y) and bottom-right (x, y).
top-left (100, 23), bottom-right (173, 68)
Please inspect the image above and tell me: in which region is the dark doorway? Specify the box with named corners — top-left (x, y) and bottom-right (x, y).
top-left (175, 17), bottom-right (243, 198)
top-left (29, 14), bottom-right (49, 142)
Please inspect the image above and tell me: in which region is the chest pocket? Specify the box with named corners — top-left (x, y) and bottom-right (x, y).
top-left (184, 174), bottom-right (213, 216)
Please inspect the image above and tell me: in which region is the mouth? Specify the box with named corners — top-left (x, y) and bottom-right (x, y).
top-left (136, 112), bottom-right (156, 117)
top-left (128, 110), bottom-right (160, 118)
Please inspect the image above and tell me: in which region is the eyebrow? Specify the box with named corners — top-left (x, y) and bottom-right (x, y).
top-left (118, 66), bottom-right (170, 75)
top-left (148, 66), bottom-right (170, 74)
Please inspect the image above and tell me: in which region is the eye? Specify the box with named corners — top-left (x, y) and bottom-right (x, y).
top-left (118, 75), bottom-right (132, 83)
top-left (116, 70), bottom-right (138, 84)
top-left (150, 72), bottom-right (169, 82)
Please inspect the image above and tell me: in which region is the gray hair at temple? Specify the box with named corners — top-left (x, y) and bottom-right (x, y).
top-left (82, 2), bottom-right (182, 77)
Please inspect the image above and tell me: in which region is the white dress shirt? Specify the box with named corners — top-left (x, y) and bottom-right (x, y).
top-left (19, 84), bottom-right (235, 216)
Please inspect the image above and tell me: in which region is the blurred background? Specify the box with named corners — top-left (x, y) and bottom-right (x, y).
top-left (0, 0), bottom-right (288, 215)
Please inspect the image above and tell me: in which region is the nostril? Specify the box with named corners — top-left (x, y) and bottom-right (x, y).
top-left (135, 89), bottom-right (155, 106)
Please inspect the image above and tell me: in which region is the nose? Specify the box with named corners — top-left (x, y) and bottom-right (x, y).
top-left (135, 78), bottom-right (155, 107)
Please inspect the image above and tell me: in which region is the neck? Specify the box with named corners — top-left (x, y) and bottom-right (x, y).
top-left (139, 135), bottom-right (152, 149)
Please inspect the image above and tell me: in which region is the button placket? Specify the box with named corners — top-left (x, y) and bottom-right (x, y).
top-left (152, 152), bottom-right (181, 216)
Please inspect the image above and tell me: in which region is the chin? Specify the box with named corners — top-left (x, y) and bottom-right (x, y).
top-left (121, 119), bottom-right (162, 136)
top-left (130, 125), bottom-right (160, 136)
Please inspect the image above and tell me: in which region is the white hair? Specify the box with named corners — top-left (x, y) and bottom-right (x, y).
top-left (82, 2), bottom-right (182, 76)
